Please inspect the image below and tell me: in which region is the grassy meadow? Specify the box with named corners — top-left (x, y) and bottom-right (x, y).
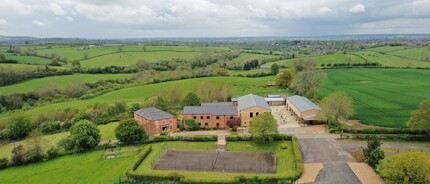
top-left (262, 54), bottom-right (365, 68)
top-left (0, 76), bottom-right (283, 124)
top-left (0, 122), bottom-right (118, 159)
top-left (320, 68), bottom-right (430, 127)
top-left (4, 53), bottom-right (52, 64)
top-left (0, 74), bottom-right (132, 95)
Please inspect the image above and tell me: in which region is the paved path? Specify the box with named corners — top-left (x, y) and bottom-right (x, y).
top-left (271, 106), bottom-right (300, 128)
top-left (311, 162), bottom-right (361, 184)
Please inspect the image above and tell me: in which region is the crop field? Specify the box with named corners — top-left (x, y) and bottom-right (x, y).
top-left (0, 74), bottom-right (132, 95)
top-left (388, 47), bottom-right (430, 60)
top-left (0, 147), bottom-right (133, 184)
top-left (262, 54), bottom-right (365, 68)
top-left (0, 76), bottom-right (283, 123)
top-left (238, 53), bottom-right (279, 60)
top-left (320, 68), bottom-right (430, 127)
top-left (354, 51), bottom-right (430, 68)
top-left (0, 122), bottom-right (118, 159)
top-left (135, 141), bottom-right (294, 183)
top-left (79, 51), bottom-right (202, 68)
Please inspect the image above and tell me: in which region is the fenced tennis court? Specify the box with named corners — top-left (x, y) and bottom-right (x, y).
top-left (153, 150), bottom-right (276, 174)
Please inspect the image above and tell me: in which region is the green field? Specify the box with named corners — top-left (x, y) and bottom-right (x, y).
top-left (388, 47), bottom-right (430, 60)
top-left (0, 74), bottom-right (132, 95)
top-left (0, 122), bottom-right (118, 159)
top-left (4, 53), bottom-right (52, 64)
top-left (320, 68), bottom-right (430, 127)
top-left (79, 51), bottom-right (201, 68)
top-left (262, 54), bottom-right (365, 68)
top-left (354, 51), bottom-right (430, 68)
top-left (238, 53), bottom-right (278, 60)
top-left (0, 76), bottom-right (283, 123)
top-left (135, 141), bottom-right (294, 183)
top-left (0, 147), bottom-right (133, 184)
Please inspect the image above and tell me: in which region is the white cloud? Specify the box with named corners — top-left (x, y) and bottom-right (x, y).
top-left (0, 0), bottom-right (33, 15)
top-left (49, 3), bottom-right (67, 16)
top-left (349, 4), bottom-right (366, 13)
top-left (0, 19), bottom-right (8, 27)
top-left (66, 16), bottom-right (74, 21)
top-left (32, 20), bottom-right (47, 27)
top-left (350, 18), bottom-right (430, 34)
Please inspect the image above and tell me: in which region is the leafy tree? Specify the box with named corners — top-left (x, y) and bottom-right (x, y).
top-left (155, 96), bottom-right (168, 111)
top-left (271, 63), bottom-right (280, 74)
top-left (407, 99), bottom-right (430, 128)
top-left (362, 138), bottom-right (382, 159)
top-left (215, 67), bottom-right (229, 76)
top-left (0, 157), bottom-right (8, 169)
top-left (275, 69), bottom-right (294, 88)
top-left (7, 116), bottom-right (33, 139)
top-left (319, 91), bottom-right (354, 123)
top-left (71, 60), bottom-right (81, 69)
top-left (290, 59), bottom-right (327, 99)
top-left (185, 119), bottom-right (199, 131)
top-left (0, 53), bottom-right (5, 61)
top-left (108, 101), bottom-right (127, 116)
top-left (127, 103), bottom-right (142, 117)
top-left (180, 92), bottom-right (201, 107)
top-left (11, 145), bottom-right (25, 166)
top-left (367, 147), bottom-right (384, 169)
top-left (249, 113), bottom-right (279, 142)
top-left (243, 62), bottom-right (251, 70)
top-left (115, 119), bottom-right (146, 142)
top-left (68, 120), bottom-right (101, 152)
top-left (380, 152), bottom-right (430, 184)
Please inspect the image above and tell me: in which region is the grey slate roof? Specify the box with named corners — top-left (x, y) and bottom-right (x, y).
top-left (287, 95), bottom-right (321, 112)
top-left (264, 97), bottom-right (285, 102)
top-left (201, 102), bottom-right (233, 107)
top-left (237, 94), bottom-right (271, 111)
top-left (135, 107), bottom-right (175, 121)
top-left (183, 106), bottom-right (238, 116)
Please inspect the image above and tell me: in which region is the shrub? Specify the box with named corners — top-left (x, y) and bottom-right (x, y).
top-left (367, 147), bottom-right (384, 169)
top-left (115, 119), bottom-right (146, 143)
top-left (0, 157), bottom-right (9, 170)
top-left (7, 116), bottom-right (33, 139)
top-left (23, 146), bottom-right (46, 164)
top-left (11, 145), bottom-right (25, 166)
top-left (231, 127), bottom-right (237, 132)
top-left (363, 138), bottom-right (382, 159)
top-left (292, 136), bottom-right (304, 179)
top-left (131, 145), bottom-right (152, 171)
top-left (185, 119), bottom-right (199, 131)
top-left (40, 121), bottom-right (61, 134)
top-left (57, 137), bottom-right (75, 151)
top-left (280, 143), bottom-right (288, 150)
top-left (380, 152), bottom-right (430, 184)
top-left (0, 129), bottom-right (10, 140)
top-left (160, 130), bottom-right (169, 136)
top-left (47, 146), bottom-right (60, 159)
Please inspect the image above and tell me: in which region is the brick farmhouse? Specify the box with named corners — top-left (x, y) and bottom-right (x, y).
top-left (134, 107), bottom-right (177, 135)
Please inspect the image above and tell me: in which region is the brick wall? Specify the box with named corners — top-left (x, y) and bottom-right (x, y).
top-left (134, 113), bottom-right (177, 135)
top-left (183, 114), bottom-right (239, 129)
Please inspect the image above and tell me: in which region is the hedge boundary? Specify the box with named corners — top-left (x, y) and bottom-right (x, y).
top-left (340, 134), bottom-right (430, 141)
top-left (125, 134), bottom-right (301, 183)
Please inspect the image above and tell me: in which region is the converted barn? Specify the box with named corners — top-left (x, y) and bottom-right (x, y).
top-left (183, 102), bottom-right (239, 129)
top-left (286, 95), bottom-right (321, 124)
top-left (134, 107), bottom-right (177, 135)
top-left (237, 94), bottom-right (272, 127)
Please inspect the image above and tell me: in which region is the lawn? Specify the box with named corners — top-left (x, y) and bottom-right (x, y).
top-left (79, 51), bottom-right (201, 68)
top-left (0, 148), bottom-right (134, 184)
top-left (0, 74), bottom-right (132, 95)
top-left (135, 141), bottom-right (295, 183)
top-left (0, 76), bottom-right (283, 123)
top-left (262, 54), bottom-right (365, 68)
top-left (0, 122), bottom-right (118, 159)
top-left (320, 68), bottom-right (430, 127)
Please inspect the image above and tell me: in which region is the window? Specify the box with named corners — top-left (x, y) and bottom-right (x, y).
top-left (256, 112), bottom-right (259, 116)
top-left (170, 118), bottom-right (173, 123)
top-left (193, 116), bottom-right (197, 119)
top-left (170, 124), bottom-right (173, 129)
top-left (207, 116), bottom-right (210, 119)
top-left (230, 116), bottom-right (233, 119)
top-left (216, 123), bottom-right (220, 127)
top-left (216, 116), bottom-right (220, 119)
top-left (205, 122), bottom-right (208, 126)
top-left (200, 116), bottom-right (204, 119)
top-left (155, 121), bottom-right (159, 127)
top-left (198, 123), bottom-right (201, 126)
top-left (250, 112), bottom-right (253, 118)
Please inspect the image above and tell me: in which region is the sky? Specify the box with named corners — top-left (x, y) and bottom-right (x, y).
top-left (0, 0), bottom-right (429, 38)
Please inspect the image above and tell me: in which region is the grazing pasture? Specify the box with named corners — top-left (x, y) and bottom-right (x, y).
top-left (0, 74), bottom-right (132, 95)
top-left (4, 53), bottom-right (51, 64)
top-left (262, 54), bottom-right (365, 68)
top-left (320, 68), bottom-right (430, 127)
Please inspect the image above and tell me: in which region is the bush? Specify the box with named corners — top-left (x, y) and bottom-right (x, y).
top-left (47, 146), bottom-right (60, 159)
top-left (131, 145), bottom-right (152, 171)
top-left (231, 127), bottom-right (237, 132)
top-left (60, 120), bottom-right (74, 130)
top-left (11, 145), bottom-right (25, 166)
top-left (23, 146), bottom-right (46, 164)
top-left (292, 136), bottom-right (304, 179)
top-left (380, 152), bottom-right (430, 184)
top-left (280, 143), bottom-right (288, 150)
top-left (367, 147), bottom-right (384, 169)
top-left (160, 130), bottom-right (169, 136)
top-left (115, 119), bottom-right (146, 143)
top-left (185, 119), bottom-right (199, 131)
top-left (40, 121), bottom-right (61, 134)
top-left (7, 116), bottom-right (33, 139)
top-left (0, 157), bottom-right (9, 170)
top-left (0, 129), bottom-right (10, 140)
top-left (57, 137), bottom-right (75, 151)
